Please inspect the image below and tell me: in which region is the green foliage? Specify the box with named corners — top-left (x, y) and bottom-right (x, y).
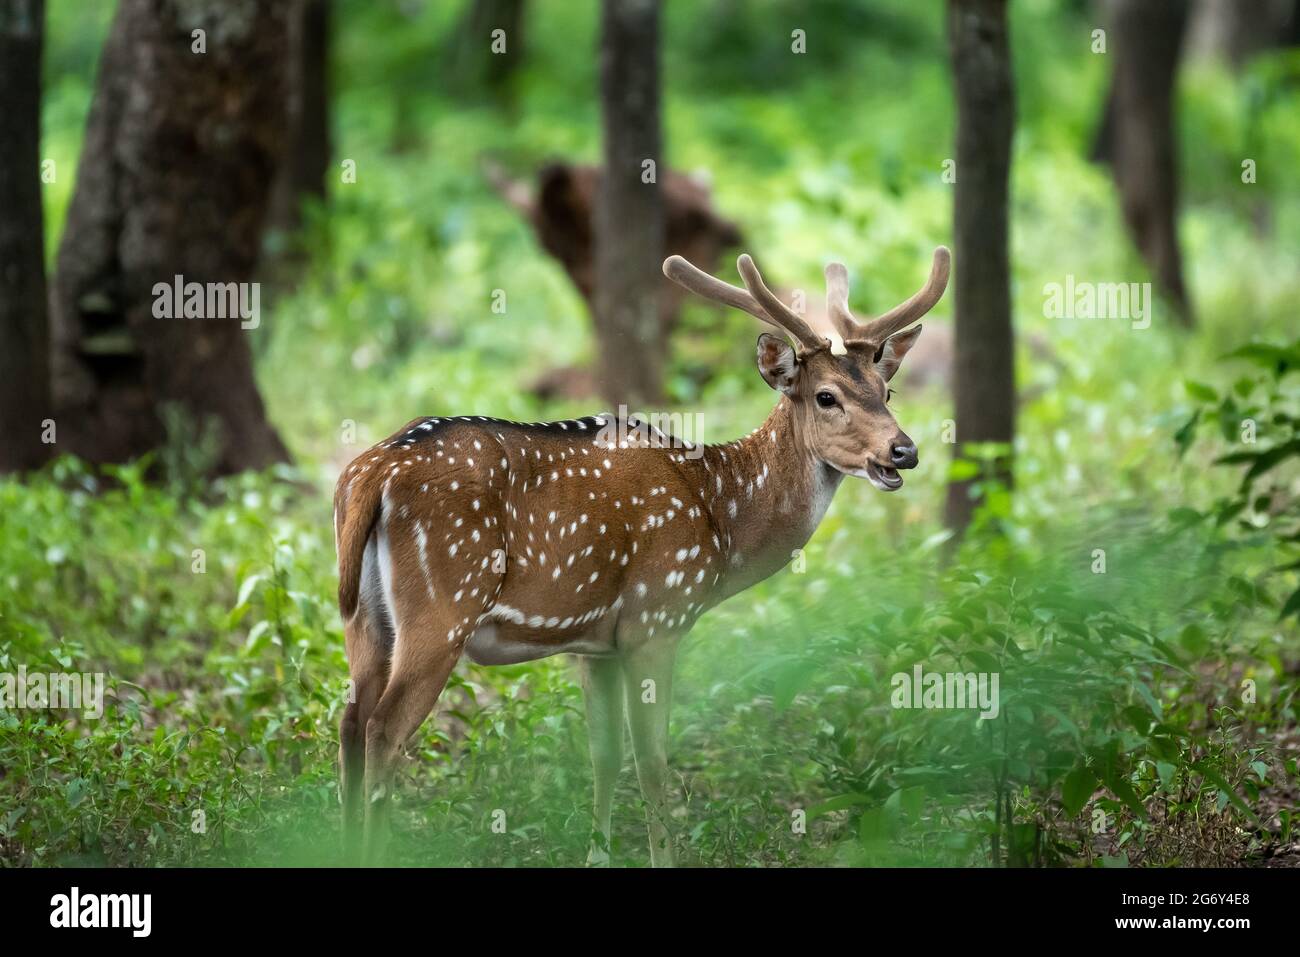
top-left (5, 0), bottom-right (1297, 867)
top-left (1179, 339), bottom-right (1300, 619)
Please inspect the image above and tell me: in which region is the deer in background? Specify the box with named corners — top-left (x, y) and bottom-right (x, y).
top-left (485, 159), bottom-right (971, 400)
top-left (333, 246), bottom-right (950, 865)
top-left (484, 159), bottom-right (744, 343)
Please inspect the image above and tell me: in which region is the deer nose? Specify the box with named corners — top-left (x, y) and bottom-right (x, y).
top-left (890, 442), bottom-right (918, 470)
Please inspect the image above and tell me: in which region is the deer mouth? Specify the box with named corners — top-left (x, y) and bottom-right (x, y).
top-left (864, 460), bottom-right (904, 491)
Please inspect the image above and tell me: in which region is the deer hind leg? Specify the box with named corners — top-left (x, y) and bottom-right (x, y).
top-left (340, 600), bottom-right (391, 861)
top-left (357, 495), bottom-right (506, 864)
top-left (622, 638), bottom-right (679, 868)
top-left (580, 654), bottom-right (625, 866)
top-left (360, 598), bottom-right (470, 866)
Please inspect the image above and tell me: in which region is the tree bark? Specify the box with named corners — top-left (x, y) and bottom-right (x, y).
top-left (50, 0), bottom-right (291, 475)
top-left (1093, 0), bottom-right (1194, 326)
top-left (594, 0), bottom-right (665, 408)
top-left (0, 0), bottom-right (52, 473)
top-left (269, 0), bottom-right (331, 235)
top-left (1187, 0), bottom-right (1297, 67)
top-left (944, 0), bottom-right (1016, 540)
top-left (444, 0), bottom-right (526, 97)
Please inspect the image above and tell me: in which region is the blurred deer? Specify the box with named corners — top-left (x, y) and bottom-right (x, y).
top-left (486, 159), bottom-right (743, 398)
top-left (485, 160), bottom-right (976, 400)
top-left (334, 246), bottom-right (950, 865)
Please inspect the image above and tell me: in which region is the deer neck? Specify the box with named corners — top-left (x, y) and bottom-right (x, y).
top-left (697, 396), bottom-right (842, 597)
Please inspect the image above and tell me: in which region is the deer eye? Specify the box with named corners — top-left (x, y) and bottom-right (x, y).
top-left (815, 391), bottom-right (837, 408)
top-left (886, 388), bottom-right (895, 403)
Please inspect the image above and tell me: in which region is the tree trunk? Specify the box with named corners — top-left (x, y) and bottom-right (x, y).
top-left (594, 0), bottom-right (665, 408)
top-left (1187, 0), bottom-right (1297, 67)
top-left (50, 0), bottom-right (291, 475)
top-left (0, 0), bottom-right (52, 474)
top-left (944, 0), bottom-right (1016, 540)
top-left (1094, 0), bottom-right (1194, 326)
top-left (269, 0), bottom-right (331, 236)
top-left (444, 0), bottom-right (526, 97)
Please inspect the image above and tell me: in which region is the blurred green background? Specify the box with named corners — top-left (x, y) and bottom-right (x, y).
top-left (1, 0), bottom-right (1298, 867)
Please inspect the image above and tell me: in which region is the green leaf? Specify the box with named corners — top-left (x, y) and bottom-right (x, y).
top-left (1102, 769), bottom-right (1147, 821)
top-left (885, 786), bottom-right (925, 821)
top-left (1280, 587), bottom-right (1300, 621)
top-left (1178, 623), bottom-right (1209, 656)
top-left (1132, 681), bottom-right (1163, 719)
top-left (1061, 764), bottom-right (1096, 818)
top-left (858, 807), bottom-right (893, 843)
top-left (947, 458), bottom-right (981, 482)
top-left (1174, 410), bottom-right (1201, 457)
top-left (1191, 761), bottom-right (1260, 826)
top-left (244, 619), bottom-right (271, 651)
top-left (807, 793), bottom-right (872, 819)
top-left (1156, 762), bottom-right (1177, 791)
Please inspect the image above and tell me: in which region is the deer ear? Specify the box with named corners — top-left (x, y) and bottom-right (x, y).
top-left (875, 325), bottom-right (923, 382)
top-left (756, 333), bottom-right (799, 394)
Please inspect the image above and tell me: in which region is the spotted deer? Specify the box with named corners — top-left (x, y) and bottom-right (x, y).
top-left (334, 246), bottom-right (951, 865)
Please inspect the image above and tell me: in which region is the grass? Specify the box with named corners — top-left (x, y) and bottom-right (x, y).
top-left (1, 0), bottom-right (1297, 867)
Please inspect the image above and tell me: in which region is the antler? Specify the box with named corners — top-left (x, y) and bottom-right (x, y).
top-left (665, 245), bottom-right (951, 356)
top-left (663, 253), bottom-right (828, 354)
top-left (823, 262), bottom-right (860, 346)
top-left (827, 246), bottom-right (952, 348)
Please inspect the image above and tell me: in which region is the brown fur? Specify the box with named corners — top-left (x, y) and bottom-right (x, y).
top-left (333, 250), bottom-right (947, 866)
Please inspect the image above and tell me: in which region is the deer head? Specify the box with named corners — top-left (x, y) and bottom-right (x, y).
top-left (663, 247), bottom-right (950, 491)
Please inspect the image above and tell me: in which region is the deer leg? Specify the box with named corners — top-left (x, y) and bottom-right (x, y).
top-left (580, 654), bottom-right (625, 866)
top-left (340, 605), bottom-right (390, 862)
top-left (622, 639), bottom-right (678, 868)
top-left (361, 613), bottom-right (464, 866)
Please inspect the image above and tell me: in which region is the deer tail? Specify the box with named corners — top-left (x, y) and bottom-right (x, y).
top-left (336, 475), bottom-right (382, 620)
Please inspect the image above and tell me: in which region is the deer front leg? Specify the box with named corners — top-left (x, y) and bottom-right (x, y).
top-left (622, 638), bottom-right (678, 868)
top-left (581, 654), bottom-right (625, 866)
